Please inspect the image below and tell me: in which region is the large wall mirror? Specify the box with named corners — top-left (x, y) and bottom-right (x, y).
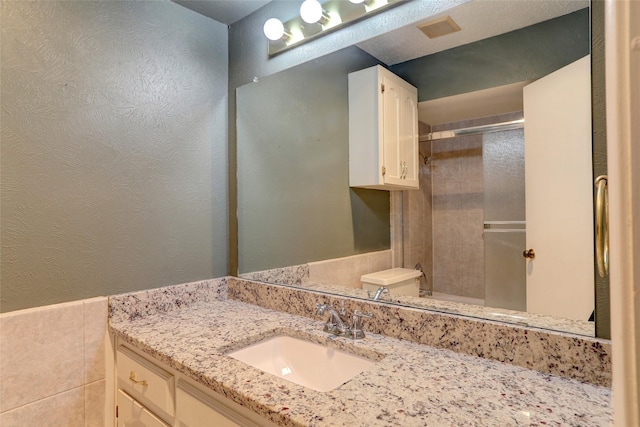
top-left (237, 1), bottom-right (608, 338)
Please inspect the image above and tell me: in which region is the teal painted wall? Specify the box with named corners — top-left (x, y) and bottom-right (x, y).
top-left (1, 1), bottom-right (229, 312)
top-left (391, 8), bottom-right (590, 101)
top-left (237, 47), bottom-right (388, 273)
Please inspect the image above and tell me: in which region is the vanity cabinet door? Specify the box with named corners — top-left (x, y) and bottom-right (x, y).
top-left (349, 65), bottom-right (419, 190)
top-left (176, 380), bottom-right (276, 427)
top-left (176, 382), bottom-right (241, 427)
top-left (117, 390), bottom-right (170, 427)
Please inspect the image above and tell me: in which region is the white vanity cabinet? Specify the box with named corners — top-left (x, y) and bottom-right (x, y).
top-left (117, 389), bottom-right (170, 427)
top-left (115, 341), bottom-right (278, 427)
top-left (348, 65), bottom-right (419, 190)
top-left (117, 345), bottom-right (175, 423)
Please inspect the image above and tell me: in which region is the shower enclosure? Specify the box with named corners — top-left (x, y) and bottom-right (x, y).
top-left (404, 113), bottom-right (526, 311)
top-left (482, 127), bottom-right (526, 311)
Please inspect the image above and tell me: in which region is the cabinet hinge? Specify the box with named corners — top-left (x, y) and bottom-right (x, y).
top-left (381, 166), bottom-right (386, 176)
top-left (381, 83), bottom-right (385, 93)
top-left (116, 405), bottom-right (118, 418)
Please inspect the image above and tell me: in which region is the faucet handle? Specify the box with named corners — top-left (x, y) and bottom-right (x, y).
top-left (353, 310), bottom-right (373, 320)
top-left (315, 303), bottom-right (327, 315)
top-left (350, 310), bottom-right (373, 339)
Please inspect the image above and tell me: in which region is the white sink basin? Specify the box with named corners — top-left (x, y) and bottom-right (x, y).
top-left (227, 335), bottom-right (378, 392)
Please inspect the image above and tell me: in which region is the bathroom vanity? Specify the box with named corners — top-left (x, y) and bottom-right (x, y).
top-left (115, 338), bottom-right (276, 427)
top-left (109, 278), bottom-right (612, 426)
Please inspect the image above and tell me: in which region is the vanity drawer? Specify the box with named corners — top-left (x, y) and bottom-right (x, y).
top-left (117, 389), bottom-right (170, 427)
top-left (117, 345), bottom-right (175, 422)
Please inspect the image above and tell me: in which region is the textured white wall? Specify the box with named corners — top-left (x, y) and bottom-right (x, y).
top-left (0, 1), bottom-right (228, 312)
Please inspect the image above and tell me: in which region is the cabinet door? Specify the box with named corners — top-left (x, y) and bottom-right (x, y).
top-left (381, 73), bottom-right (418, 189)
top-left (400, 85), bottom-right (419, 188)
top-left (117, 390), bottom-right (170, 427)
top-left (381, 74), bottom-right (404, 186)
top-left (176, 380), bottom-right (275, 427)
top-left (176, 386), bottom-right (241, 427)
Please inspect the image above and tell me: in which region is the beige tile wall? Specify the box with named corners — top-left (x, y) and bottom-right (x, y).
top-left (427, 112), bottom-right (523, 299)
top-left (400, 122), bottom-right (433, 289)
top-left (431, 133), bottom-right (485, 298)
top-left (0, 297), bottom-right (107, 426)
top-left (390, 191), bottom-right (403, 268)
top-left (308, 250), bottom-right (392, 289)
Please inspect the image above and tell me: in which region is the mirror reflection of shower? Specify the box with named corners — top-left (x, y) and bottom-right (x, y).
top-left (403, 111), bottom-right (526, 311)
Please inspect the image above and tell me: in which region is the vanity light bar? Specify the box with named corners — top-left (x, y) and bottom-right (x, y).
top-left (264, 0), bottom-right (403, 57)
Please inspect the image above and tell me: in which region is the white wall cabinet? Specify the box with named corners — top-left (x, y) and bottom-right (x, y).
top-left (114, 340), bottom-right (278, 427)
top-left (349, 65), bottom-right (419, 190)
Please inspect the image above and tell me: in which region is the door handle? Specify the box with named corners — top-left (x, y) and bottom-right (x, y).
top-left (594, 175), bottom-right (609, 277)
top-left (129, 371), bottom-right (148, 387)
top-left (523, 249), bottom-right (535, 259)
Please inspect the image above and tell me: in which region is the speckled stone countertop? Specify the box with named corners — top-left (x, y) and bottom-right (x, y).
top-left (241, 266), bottom-right (594, 337)
top-left (110, 294), bottom-right (612, 426)
top-left (229, 278), bottom-right (611, 387)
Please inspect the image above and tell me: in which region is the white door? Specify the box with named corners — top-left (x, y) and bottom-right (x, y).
top-left (523, 55), bottom-right (594, 321)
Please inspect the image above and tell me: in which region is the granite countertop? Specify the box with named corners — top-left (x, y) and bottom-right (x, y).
top-left (109, 299), bottom-right (612, 427)
top-left (292, 281), bottom-right (595, 337)
top-left (241, 267), bottom-right (594, 337)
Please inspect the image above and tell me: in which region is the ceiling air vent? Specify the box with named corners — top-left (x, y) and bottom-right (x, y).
top-left (417, 16), bottom-right (461, 39)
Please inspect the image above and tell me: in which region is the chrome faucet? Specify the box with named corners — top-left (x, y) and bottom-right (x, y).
top-left (350, 310), bottom-right (373, 339)
top-left (315, 301), bottom-right (373, 339)
top-left (316, 302), bottom-right (349, 335)
top-left (415, 262), bottom-right (432, 296)
top-left (368, 286), bottom-right (389, 301)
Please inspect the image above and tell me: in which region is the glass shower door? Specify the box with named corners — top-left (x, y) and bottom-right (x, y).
top-left (482, 128), bottom-right (526, 311)
top-left (483, 222), bottom-right (526, 311)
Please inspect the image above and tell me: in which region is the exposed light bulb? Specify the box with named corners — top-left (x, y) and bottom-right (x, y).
top-left (263, 18), bottom-right (286, 41)
top-left (300, 0), bottom-right (325, 24)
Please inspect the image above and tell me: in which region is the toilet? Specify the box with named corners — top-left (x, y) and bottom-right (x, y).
top-left (361, 268), bottom-right (422, 297)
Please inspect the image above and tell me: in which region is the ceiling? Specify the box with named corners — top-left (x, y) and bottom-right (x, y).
top-left (173, 0), bottom-right (588, 65)
top-left (173, 0), bottom-right (270, 25)
top-left (358, 0), bottom-right (588, 65)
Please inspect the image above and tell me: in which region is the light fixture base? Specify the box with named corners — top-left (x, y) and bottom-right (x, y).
top-left (267, 0), bottom-right (402, 57)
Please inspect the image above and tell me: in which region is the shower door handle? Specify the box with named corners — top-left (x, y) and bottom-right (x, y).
top-left (523, 249), bottom-right (535, 259)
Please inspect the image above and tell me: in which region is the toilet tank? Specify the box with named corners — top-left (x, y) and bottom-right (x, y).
top-left (361, 268), bottom-right (422, 297)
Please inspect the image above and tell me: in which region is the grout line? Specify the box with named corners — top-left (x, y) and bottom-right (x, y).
top-left (0, 385), bottom-right (86, 415)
